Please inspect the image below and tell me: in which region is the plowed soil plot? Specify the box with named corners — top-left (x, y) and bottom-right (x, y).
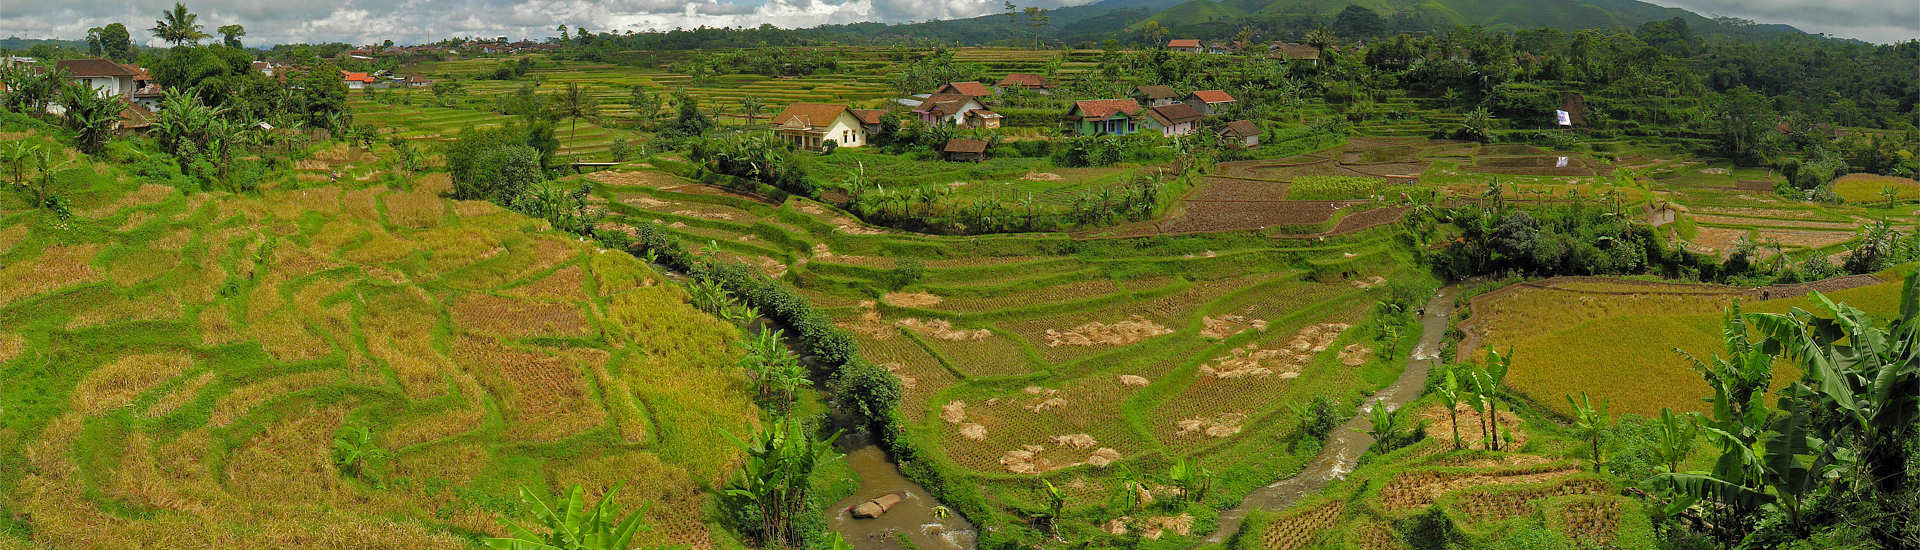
top-left (1190, 177), bottom-right (1290, 201)
top-left (1325, 206), bottom-right (1410, 235)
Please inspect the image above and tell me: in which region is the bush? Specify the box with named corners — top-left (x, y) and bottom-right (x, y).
top-left (1299, 395), bottom-right (1341, 441)
top-left (829, 361), bottom-right (903, 436)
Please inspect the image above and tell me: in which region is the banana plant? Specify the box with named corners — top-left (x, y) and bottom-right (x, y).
top-left (1566, 392), bottom-right (1610, 473)
top-left (1357, 402), bottom-right (1410, 453)
top-left (1435, 368), bottom-right (1464, 449)
top-left (720, 417), bottom-right (840, 547)
top-left (1158, 457), bottom-right (1213, 505)
top-left (485, 484), bottom-right (674, 550)
top-left (1653, 407), bottom-right (1698, 474)
top-left (1040, 479), bottom-right (1067, 535)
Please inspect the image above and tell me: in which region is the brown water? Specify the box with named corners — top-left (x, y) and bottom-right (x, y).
top-left (1204, 288), bottom-right (1456, 544)
top-left (828, 445), bottom-right (978, 549)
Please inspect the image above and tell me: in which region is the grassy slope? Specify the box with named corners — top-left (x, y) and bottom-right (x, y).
top-left (0, 129), bottom-right (756, 548)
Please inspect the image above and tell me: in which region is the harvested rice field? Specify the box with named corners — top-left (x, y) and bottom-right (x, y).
top-left (0, 149), bottom-right (756, 548)
top-left (588, 151), bottom-right (1429, 546)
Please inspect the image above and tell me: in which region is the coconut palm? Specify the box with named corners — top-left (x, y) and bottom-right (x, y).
top-left (1305, 27), bottom-right (1337, 52)
top-left (150, 3), bottom-right (210, 46)
top-left (738, 96), bottom-right (764, 126)
top-left (555, 82), bottom-right (598, 162)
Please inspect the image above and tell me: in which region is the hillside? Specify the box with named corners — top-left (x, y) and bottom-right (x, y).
top-left (0, 129), bottom-right (757, 547)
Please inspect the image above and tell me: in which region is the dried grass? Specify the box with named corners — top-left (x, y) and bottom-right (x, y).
top-left (450, 335), bottom-right (605, 442)
top-left (1175, 412), bottom-right (1248, 438)
top-left (145, 371), bottom-right (217, 418)
top-left (1201, 314), bottom-right (1268, 339)
top-left (0, 245), bottom-right (102, 307)
top-left (450, 293), bottom-right (591, 338)
top-left (208, 369), bottom-right (341, 426)
top-left (0, 333), bottom-right (24, 364)
top-left (1118, 374), bottom-right (1149, 387)
top-left (382, 190), bottom-right (446, 229)
top-left (958, 423), bottom-right (987, 441)
top-left (70, 353), bottom-right (193, 415)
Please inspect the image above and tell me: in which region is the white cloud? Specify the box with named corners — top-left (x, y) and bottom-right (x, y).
top-left (1643, 0), bottom-right (1917, 43)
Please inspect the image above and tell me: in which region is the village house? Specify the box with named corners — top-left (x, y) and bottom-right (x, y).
top-left (1168, 39), bottom-right (1203, 54)
top-left (914, 93), bottom-right (987, 126)
top-left (964, 109), bottom-right (1003, 129)
top-left (942, 138), bottom-right (988, 162)
top-left (1065, 99), bottom-right (1144, 136)
top-left (771, 103), bottom-right (868, 151)
top-left (997, 73), bottom-right (1055, 94)
top-left (850, 108), bottom-right (888, 134)
top-left (1142, 103), bottom-right (1204, 137)
top-left (341, 71), bottom-right (378, 89)
top-left (404, 75), bottom-right (434, 88)
top-left (1268, 42), bottom-right (1321, 66)
top-left (1187, 89), bottom-right (1236, 115)
top-left (1218, 120), bottom-right (1261, 148)
top-left (935, 81), bottom-right (994, 98)
top-left (55, 59), bottom-right (137, 99)
top-left (1135, 85), bottom-right (1179, 107)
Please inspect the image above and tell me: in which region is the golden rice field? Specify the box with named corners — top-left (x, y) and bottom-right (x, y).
top-left (0, 157), bottom-right (755, 547)
top-left (1832, 173), bottom-right (1920, 204)
top-left (1460, 276), bottom-right (1904, 417)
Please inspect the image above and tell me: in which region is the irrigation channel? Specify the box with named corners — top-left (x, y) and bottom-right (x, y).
top-left (647, 266), bottom-right (975, 548)
top-left (1205, 288), bottom-right (1457, 545)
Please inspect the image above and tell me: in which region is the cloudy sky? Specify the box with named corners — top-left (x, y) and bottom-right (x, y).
top-left (1, 0), bottom-right (1913, 47)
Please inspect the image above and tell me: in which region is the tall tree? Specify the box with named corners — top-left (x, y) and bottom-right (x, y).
top-left (150, 2), bottom-right (210, 46)
top-left (86, 27), bottom-right (104, 56)
top-left (217, 24), bottom-right (245, 48)
top-left (1023, 7), bottom-right (1050, 48)
top-left (98, 23), bottom-right (134, 62)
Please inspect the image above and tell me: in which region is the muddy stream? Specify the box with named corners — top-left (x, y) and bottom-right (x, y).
top-left (1204, 288), bottom-right (1456, 544)
top-left (827, 434), bottom-right (978, 549)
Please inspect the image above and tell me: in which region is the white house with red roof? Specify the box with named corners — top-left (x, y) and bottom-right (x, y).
top-left (1168, 39), bottom-right (1203, 54)
top-left (341, 71), bottom-right (378, 89)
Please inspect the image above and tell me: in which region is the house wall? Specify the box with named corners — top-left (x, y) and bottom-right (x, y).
top-left (821, 113), bottom-right (866, 148)
top-left (78, 76), bottom-right (131, 98)
top-left (1075, 115), bottom-right (1135, 136)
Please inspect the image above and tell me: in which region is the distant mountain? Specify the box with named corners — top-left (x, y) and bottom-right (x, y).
top-left (1138, 0), bottom-right (1803, 36)
top-left (810, 0), bottom-right (1803, 45)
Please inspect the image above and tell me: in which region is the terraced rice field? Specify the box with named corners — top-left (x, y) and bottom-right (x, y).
top-left (1458, 274), bottom-right (1903, 416)
top-left (586, 159), bottom-right (1427, 545)
top-left (0, 155), bottom-right (755, 547)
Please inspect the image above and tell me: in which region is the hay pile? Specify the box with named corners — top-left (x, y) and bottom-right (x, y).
top-left (1176, 412), bottom-right (1248, 438)
top-left (1051, 433), bottom-right (1097, 450)
top-left (1118, 374), bottom-right (1150, 387)
top-left (1200, 314), bottom-right (1268, 339)
top-left (1339, 343), bottom-right (1372, 366)
top-left (1045, 316), bottom-right (1173, 347)
top-left (1349, 275), bottom-right (1387, 289)
top-left (896, 318), bottom-right (990, 341)
top-left (880, 362), bottom-right (916, 389)
top-left (883, 292), bottom-right (943, 307)
top-left (958, 423), bottom-right (987, 441)
top-left (941, 401), bottom-right (967, 423)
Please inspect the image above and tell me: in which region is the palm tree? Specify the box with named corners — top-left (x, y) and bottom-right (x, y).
top-left (216, 24), bottom-right (245, 48)
top-left (150, 3), bottom-right (210, 46)
top-left (1305, 27), bottom-right (1336, 52)
top-left (738, 96), bottom-right (764, 126)
top-left (555, 82), bottom-right (598, 162)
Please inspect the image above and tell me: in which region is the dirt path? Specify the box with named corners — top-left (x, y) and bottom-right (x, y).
top-left (1204, 288), bottom-right (1456, 545)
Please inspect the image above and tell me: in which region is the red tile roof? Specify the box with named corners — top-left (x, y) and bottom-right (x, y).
top-left (939, 81), bottom-right (993, 97)
top-left (1168, 39), bottom-right (1201, 48)
top-left (54, 58), bottom-right (136, 77)
top-left (850, 109), bottom-right (887, 125)
top-left (340, 71), bottom-right (376, 82)
top-left (1069, 99), bottom-right (1144, 120)
top-left (771, 103), bottom-right (851, 131)
top-left (997, 73), bottom-right (1054, 89)
top-left (1192, 90), bottom-right (1235, 104)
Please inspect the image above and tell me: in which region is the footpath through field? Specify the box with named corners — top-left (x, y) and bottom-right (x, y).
top-left (1205, 288), bottom-right (1457, 544)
